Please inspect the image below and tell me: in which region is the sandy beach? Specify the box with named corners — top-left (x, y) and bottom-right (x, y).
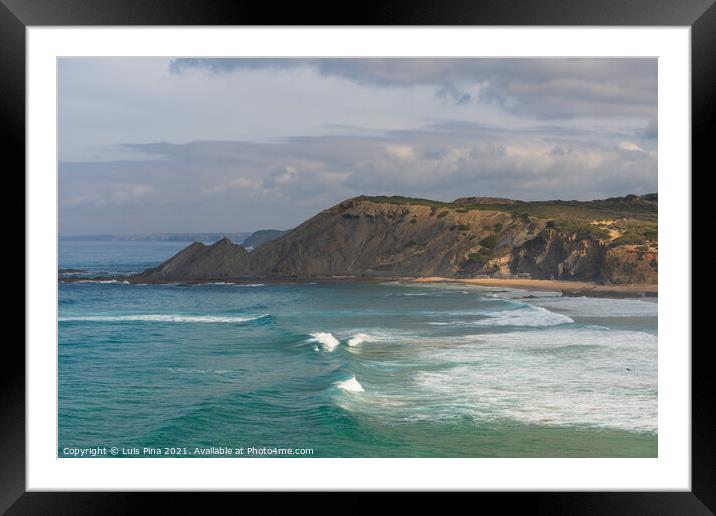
top-left (413, 277), bottom-right (657, 297)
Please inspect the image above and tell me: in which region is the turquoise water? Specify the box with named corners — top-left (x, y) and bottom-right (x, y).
top-left (58, 241), bottom-right (657, 457)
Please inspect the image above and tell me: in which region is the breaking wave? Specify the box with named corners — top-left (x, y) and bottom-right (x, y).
top-left (335, 375), bottom-right (364, 392)
top-left (59, 313), bottom-right (271, 324)
top-left (69, 279), bottom-right (130, 284)
top-left (347, 333), bottom-right (372, 346)
top-left (309, 332), bottom-right (340, 351)
top-left (334, 327), bottom-right (656, 432)
top-left (430, 304), bottom-right (574, 328)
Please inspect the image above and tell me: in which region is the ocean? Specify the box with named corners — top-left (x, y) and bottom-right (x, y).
top-left (58, 240), bottom-right (657, 457)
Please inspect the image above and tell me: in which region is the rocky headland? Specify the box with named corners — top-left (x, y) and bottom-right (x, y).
top-left (126, 193), bottom-right (657, 293)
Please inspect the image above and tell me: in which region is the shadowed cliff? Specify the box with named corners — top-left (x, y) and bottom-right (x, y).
top-left (132, 194), bottom-right (657, 284)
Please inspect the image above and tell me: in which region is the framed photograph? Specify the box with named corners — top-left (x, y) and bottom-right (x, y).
top-left (6, 0), bottom-right (711, 511)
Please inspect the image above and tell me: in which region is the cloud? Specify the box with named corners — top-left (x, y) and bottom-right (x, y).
top-left (384, 144), bottom-right (417, 161)
top-left (640, 118), bottom-right (658, 139)
top-left (435, 84), bottom-right (472, 105)
top-left (617, 141), bottom-right (646, 152)
top-left (59, 58), bottom-right (658, 234)
top-left (170, 58), bottom-right (657, 119)
top-left (203, 177), bottom-right (258, 196)
top-left (343, 136), bottom-right (656, 199)
top-left (262, 166), bottom-right (298, 189)
top-left (59, 118), bottom-right (657, 234)
top-left (62, 183), bottom-right (153, 208)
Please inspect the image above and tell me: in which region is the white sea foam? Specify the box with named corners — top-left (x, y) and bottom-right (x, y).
top-left (472, 305), bottom-right (574, 327)
top-left (347, 333), bottom-right (371, 346)
top-left (73, 279), bottom-right (130, 284)
top-left (309, 332), bottom-right (340, 351)
top-left (430, 304), bottom-right (574, 328)
top-left (343, 331), bottom-right (399, 354)
top-left (481, 288), bottom-right (562, 299)
top-left (391, 284), bottom-right (476, 296)
top-left (335, 327), bottom-right (657, 432)
top-left (412, 329), bottom-right (657, 432)
top-left (59, 314), bottom-right (269, 323)
top-left (336, 375), bottom-right (364, 392)
top-left (527, 296), bottom-right (658, 318)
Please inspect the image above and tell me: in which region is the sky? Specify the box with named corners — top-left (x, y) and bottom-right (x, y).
top-left (58, 58), bottom-right (657, 235)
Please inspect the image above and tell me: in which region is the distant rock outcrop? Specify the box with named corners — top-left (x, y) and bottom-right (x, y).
top-left (241, 229), bottom-right (287, 249)
top-left (132, 194), bottom-right (657, 285)
top-left (137, 238), bottom-right (251, 281)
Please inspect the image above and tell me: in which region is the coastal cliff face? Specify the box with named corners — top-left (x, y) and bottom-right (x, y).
top-left (133, 194), bottom-right (657, 285)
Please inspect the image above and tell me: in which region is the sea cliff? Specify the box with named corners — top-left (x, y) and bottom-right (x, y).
top-left (131, 194), bottom-right (658, 286)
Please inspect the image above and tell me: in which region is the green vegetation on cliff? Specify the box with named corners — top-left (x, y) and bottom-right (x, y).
top-left (354, 193), bottom-right (656, 220)
top-left (355, 193), bottom-right (657, 246)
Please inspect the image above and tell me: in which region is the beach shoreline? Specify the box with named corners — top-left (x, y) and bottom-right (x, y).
top-left (413, 277), bottom-right (657, 298)
top-left (60, 272), bottom-right (657, 298)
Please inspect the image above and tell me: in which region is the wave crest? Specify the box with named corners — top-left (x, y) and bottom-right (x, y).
top-left (59, 313), bottom-right (270, 324)
top-left (347, 333), bottom-right (373, 346)
top-left (309, 332), bottom-right (340, 351)
top-left (430, 304), bottom-right (574, 328)
top-left (335, 375), bottom-right (364, 392)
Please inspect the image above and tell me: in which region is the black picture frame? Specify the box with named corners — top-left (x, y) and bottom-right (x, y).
top-left (4, 0), bottom-right (711, 512)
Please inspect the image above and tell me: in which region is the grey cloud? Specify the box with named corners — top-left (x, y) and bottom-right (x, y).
top-left (60, 119), bottom-right (657, 234)
top-left (59, 58), bottom-right (658, 234)
top-left (170, 58), bottom-right (657, 120)
top-left (640, 118), bottom-right (658, 139)
top-left (435, 84), bottom-right (472, 105)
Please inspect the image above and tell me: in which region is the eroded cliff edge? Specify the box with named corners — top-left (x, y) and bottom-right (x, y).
top-left (132, 194), bottom-right (658, 285)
